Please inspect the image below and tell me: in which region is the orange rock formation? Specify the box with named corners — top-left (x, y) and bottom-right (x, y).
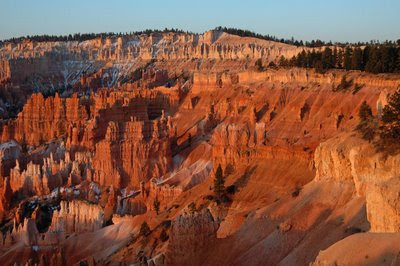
top-left (0, 31), bottom-right (400, 265)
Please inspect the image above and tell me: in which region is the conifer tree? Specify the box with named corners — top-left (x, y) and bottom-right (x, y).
top-left (382, 89), bottom-right (400, 139)
top-left (365, 46), bottom-right (380, 73)
top-left (213, 164), bottom-right (225, 200)
top-left (279, 56), bottom-right (288, 67)
top-left (333, 47), bottom-right (338, 68)
top-left (255, 58), bottom-right (263, 71)
top-left (362, 45), bottom-right (370, 70)
top-left (153, 197), bottom-right (160, 215)
top-left (356, 101), bottom-right (376, 142)
top-left (359, 101), bottom-right (373, 121)
top-left (297, 50), bottom-right (307, 67)
top-left (396, 49), bottom-right (400, 72)
top-left (322, 47), bottom-right (334, 69)
top-left (344, 47), bottom-right (352, 70)
top-left (140, 221), bottom-right (151, 236)
top-left (337, 49), bottom-right (344, 68)
top-left (351, 47), bottom-right (363, 70)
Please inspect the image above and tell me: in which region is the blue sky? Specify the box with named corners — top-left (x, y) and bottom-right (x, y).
top-left (0, 0), bottom-right (399, 42)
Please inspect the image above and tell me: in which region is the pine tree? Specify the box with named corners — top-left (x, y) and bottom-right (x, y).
top-left (140, 221), bottom-right (151, 236)
top-left (382, 88), bottom-right (400, 139)
top-left (159, 229), bottom-right (169, 242)
top-left (279, 56), bottom-right (288, 67)
top-left (333, 47), bottom-right (338, 68)
top-left (351, 47), bottom-right (363, 70)
top-left (296, 50), bottom-right (307, 67)
top-left (213, 164), bottom-right (225, 200)
top-left (314, 60), bottom-right (324, 73)
top-left (153, 197), bottom-right (160, 214)
top-left (381, 46), bottom-right (391, 73)
top-left (396, 48), bottom-right (400, 72)
top-left (255, 58), bottom-right (263, 71)
top-left (365, 46), bottom-right (381, 73)
top-left (359, 101), bottom-right (373, 121)
top-left (322, 47), bottom-right (334, 69)
top-left (387, 46), bottom-right (398, 72)
top-left (337, 49), bottom-right (344, 68)
top-left (356, 101), bottom-right (376, 142)
top-left (336, 76), bottom-right (353, 91)
top-left (289, 56), bottom-right (296, 67)
top-left (306, 50), bottom-right (315, 68)
top-left (362, 45), bottom-right (370, 70)
top-left (188, 133), bottom-right (192, 146)
top-left (344, 47), bottom-right (352, 70)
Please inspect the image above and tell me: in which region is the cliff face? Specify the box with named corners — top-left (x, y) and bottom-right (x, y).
top-left (1, 93), bottom-right (89, 146)
top-left (49, 200), bottom-right (104, 234)
top-left (166, 208), bottom-right (218, 265)
top-left (0, 31), bottom-right (300, 70)
top-left (314, 134), bottom-right (400, 233)
top-left (92, 118), bottom-right (172, 188)
top-left (191, 68), bottom-right (398, 178)
top-left (0, 30), bottom-right (307, 105)
top-left (0, 89), bottom-right (177, 192)
top-left (311, 133), bottom-right (400, 265)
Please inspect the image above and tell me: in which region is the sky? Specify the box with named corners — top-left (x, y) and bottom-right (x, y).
top-left (0, 0), bottom-right (399, 42)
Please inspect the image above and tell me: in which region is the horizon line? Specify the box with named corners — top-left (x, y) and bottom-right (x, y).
top-left (1, 26), bottom-right (399, 45)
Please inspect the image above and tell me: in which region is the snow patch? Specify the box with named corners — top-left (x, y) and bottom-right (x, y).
top-left (172, 155), bottom-right (184, 169)
top-left (0, 140), bottom-right (19, 150)
top-left (89, 182), bottom-right (100, 195)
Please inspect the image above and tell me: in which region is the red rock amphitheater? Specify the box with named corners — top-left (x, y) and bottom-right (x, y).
top-left (0, 30), bottom-right (400, 265)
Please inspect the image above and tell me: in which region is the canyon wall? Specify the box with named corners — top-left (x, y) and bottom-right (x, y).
top-left (1, 93), bottom-right (88, 146)
top-left (1, 31), bottom-right (400, 265)
top-left (311, 133), bottom-right (400, 265)
top-left (315, 134), bottom-right (400, 233)
top-left (0, 31), bottom-right (302, 67)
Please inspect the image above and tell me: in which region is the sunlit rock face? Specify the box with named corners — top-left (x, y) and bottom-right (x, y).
top-left (0, 30), bottom-right (400, 266)
top-left (49, 200), bottom-right (104, 234)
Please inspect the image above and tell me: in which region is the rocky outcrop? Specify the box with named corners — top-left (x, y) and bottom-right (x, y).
top-left (211, 120), bottom-right (315, 176)
top-left (314, 133), bottom-right (400, 233)
top-left (0, 218), bottom-right (39, 247)
top-left (211, 122), bottom-right (262, 170)
top-left (0, 177), bottom-right (12, 217)
top-left (237, 69), bottom-right (400, 88)
top-left (0, 140), bottom-right (21, 178)
top-left (192, 69), bottom-right (400, 94)
top-left (366, 179), bottom-right (400, 233)
top-left (92, 115), bottom-right (172, 189)
top-left (0, 60), bottom-right (10, 83)
top-left (49, 200), bottom-right (104, 234)
top-left (10, 160), bottom-right (50, 197)
top-left (116, 196), bottom-right (146, 216)
top-left (192, 69), bottom-right (398, 159)
top-left (9, 150), bottom-right (91, 198)
top-left (0, 141), bottom-right (20, 214)
top-left (1, 93), bottom-right (89, 146)
top-left (166, 208), bottom-right (218, 265)
top-left (0, 30), bottom-right (309, 102)
top-left (0, 31), bottom-right (301, 70)
top-left (313, 233), bottom-right (400, 266)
